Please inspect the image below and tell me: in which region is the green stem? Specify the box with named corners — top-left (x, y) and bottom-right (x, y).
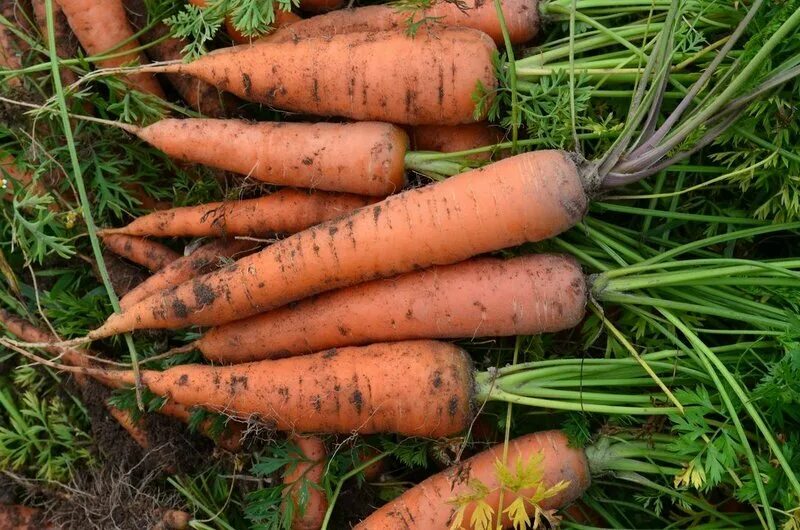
top-left (320, 452), bottom-right (389, 530)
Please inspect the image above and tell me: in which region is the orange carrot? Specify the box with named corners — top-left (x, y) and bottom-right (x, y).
top-left (283, 435), bottom-right (328, 530)
top-left (92, 150), bottom-right (588, 336)
top-left (92, 340), bottom-right (475, 437)
top-left (267, 0), bottom-right (539, 45)
top-left (411, 122), bottom-right (505, 161)
top-left (119, 238), bottom-right (259, 310)
top-left (353, 431), bottom-right (589, 529)
top-left (157, 400), bottom-right (244, 452)
top-left (112, 119), bottom-right (408, 195)
top-left (123, 0), bottom-right (234, 117)
top-left (0, 504), bottom-right (55, 530)
top-left (187, 0), bottom-right (301, 44)
top-left (141, 27), bottom-right (497, 125)
top-left (101, 233), bottom-right (181, 273)
top-left (55, 0), bottom-right (164, 96)
top-left (31, 0), bottom-right (81, 87)
top-left (100, 189), bottom-right (375, 239)
top-left (196, 254), bottom-right (586, 363)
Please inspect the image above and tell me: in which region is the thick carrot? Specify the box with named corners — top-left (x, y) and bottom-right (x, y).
top-left (117, 119), bottom-right (408, 195)
top-left (267, 0), bottom-right (539, 45)
top-left (142, 27), bottom-right (497, 125)
top-left (0, 505), bottom-right (54, 530)
top-left (94, 340), bottom-right (475, 437)
top-left (100, 189), bottom-right (376, 238)
top-left (196, 254), bottom-right (587, 363)
top-left (31, 0), bottom-right (80, 87)
top-left (354, 431), bottom-right (589, 529)
top-left (123, 0), bottom-right (234, 117)
top-left (283, 435), bottom-right (328, 530)
top-left (411, 122), bottom-right (505, 161)
top-left (101, 234), bottom-right (181, 273)
top-left (119, 238), bottom-right (259, 310)
top-left (55, 0), bottom-right (164, 96)
top-left (93, 150), bottom-right (588, 336)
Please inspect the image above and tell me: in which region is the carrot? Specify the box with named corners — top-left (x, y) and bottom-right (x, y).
top-left (92, 150), bottom-right (588, 336)
top-left (55, 0), bottom-right (164, 96)
top-left (353, 431), bottom-right (589, 529)
top-left (298, 0), bottom-right (343, 14)
top-left (0, 504), bottom-right (55, 530)
top-left (123, 0), bottom-right (234, 117)
top-left (411, 122), bottom-right (505, 161)
top-left (119, 238), bottom-right (259, 310)
top-left (100, 189), bottom-right (376, 239)
top-left (140, 27), bottom-right (497, 125)
top-left (157, 400), bottom-right (244, 452)
top-left (92, 340), bottom-right (475, 437)
top-left (187, 0), bottom-right (301, 44)
top-left (31, 0), bottom-right (81, 87)
top-left (154, 510), bottom-right (192, 530)
top-left (283, 435), bottom-right (328, 530)
top-left (111, 118), bottom-right (408, 195)
top-left (101, 233), bottom-right (181, 273)
top-left (267, 0), bottom-right (538, 45)
top-left (195, 254), bottom-right (586, 363)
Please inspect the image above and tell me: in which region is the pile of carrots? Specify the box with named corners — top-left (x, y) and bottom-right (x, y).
top-left (2, 0), bottom-right (782, 527)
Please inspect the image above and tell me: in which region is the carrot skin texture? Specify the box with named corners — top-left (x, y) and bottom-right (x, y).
top-left (123, 0), bottom-right (233, 117)
top-left (411, 122), bottom-right (505, 161)
top-left (55, 0), bottom-right (164, 96)
top-left (119, 239), bottom-right (259, 310)
top-left (269, 0), bottom-right (539, 45)
top-left (160, 28), bottom-right (497, 125)
top-left (355, 430), bottom-right (590, 529)
top-left (104, 189), bottom-right (375, 238)
top-left (112, 340), bottom-right (475, 437)
top-left (134, 119), bottom-right (408, 195)
top-left (283, 436), bottom-right (328, 530)
top-left (198, 254), bottom-right (586, 363)
top-left (98, 150), bottom-right (585, 334)
top-left (101, 234), bottom-right (181, 272)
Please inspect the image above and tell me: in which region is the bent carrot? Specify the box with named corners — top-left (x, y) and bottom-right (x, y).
top-left (283, 435), bottom-right (328, 530)
top-left (353, 431), bottom-right (589, 529)
top-left (101, 234), bottom-right (181, 273)
top-left (123, 0), bottom-right (234, 117)
top-left (119, 238), bottom-right (260, 310)
top-left (141, 27), bottom-right (497, 125)
top-left (93, 340), bottom-right (475, 437)
top-left (411, 122), bottom-right (505, 161)
top-left (115, 119), bottom-right (408, 195)
top-left (196, 254), bottom-right (586, 363)
top-left (92, 150), bottom-right (588, 336)
top-left (55, 0), bottom-right (164, 96)
top-left (268, 0), bottom-right (539, 45)
top-left (100, 189), bottom-right (375, 238)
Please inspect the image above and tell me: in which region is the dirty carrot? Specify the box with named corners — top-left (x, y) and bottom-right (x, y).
top-left (353, 431), bottom-right (588, 529)
top-left (196, 254), bottom-right (586, 363)
top-left (411, 122), bottom-right (505, 161)
top-left (101, 233), bottom-right (181, 273)
top-left (100, 188), bottom-right (375, 238)
top-left (135, 27), bottom-right (497, 125)
top-left (100, 118), bottom-right (409, 195)
top-left (283, 435), bottom-right (328, 530)
top-left (91, 150), bottom-right (589, 335)
top-left (55, 0), bottom-right (164, 96)
top-left (267, 0), bottom-right (539, 45)
top-left (118, 238), bottom-right (259, 310)
top-left (123, 0), bottom-right (234, 117)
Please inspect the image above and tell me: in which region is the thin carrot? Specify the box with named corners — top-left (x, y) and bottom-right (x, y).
top-left (99, 189), bottom-right (376, 239)
top-left (353, 431), bottom-right (589, 529)
top-left (123, 0), bottom-right (234, 117)
top-left (411, 122), bottom-right (505, 161)
top-left (55, 0), bottom-right (164, 96)
top-left (90, 340), bottom-right (476, 437)
top-left (101, 233), bottom-right (181, 273)
top-left (91, 150), bottom-right (588, 336)
top-left (283, 435), bottom-right (328, 530)
top-left (267, 0), bottom-right (539, 45)
top-left (108, 118), bottom-right (408, 195)
top-left (195, 254), bottom-right (587, 363)
top-left (118, 238), bottom-right (259, 310)
top-left (139, 27), bottom-right (497, 125)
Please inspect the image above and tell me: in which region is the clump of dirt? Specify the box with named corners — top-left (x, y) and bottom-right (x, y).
top-left (98, 251), bottom-right (149, 298)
